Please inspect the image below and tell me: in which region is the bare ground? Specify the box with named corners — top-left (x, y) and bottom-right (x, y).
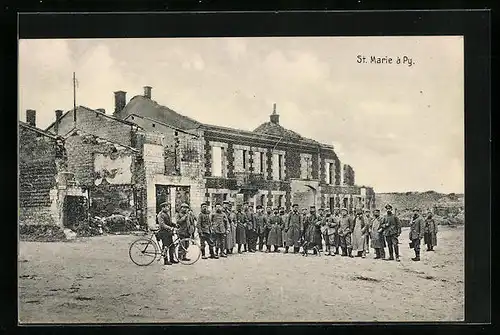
top-left (18, 226), bottom-right (464, 323)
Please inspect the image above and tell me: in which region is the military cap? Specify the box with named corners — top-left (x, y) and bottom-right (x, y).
top-left (256, 205), bottom-right (263, 209)
top-left (215, 202), bottom-right (222, 206)
top-left (385, 204), bottom-right (393, 210)
top-left (223, 200), bottom-right (230, 204)
top-left (310, 205), bottom-right (316, 209)
top-left (201, 202), bottom-right (208, 207)
top-left (318, 207), bottom-right (325, 211)
top-left (273, 207), bottom-right (279, 211)
top-left (326, 213), bottom-right (332, 217)
top-left (292, 203), bottom-right (299, 207)
top-left (373, 209), bottom-right (380, 212)
top-left (413, 207), bottom-right (420, 211)
top-left (159, 202), bottom-right (170, 207)
top-left (356, 208), bottom-right (363, 214)
top-left (279, 206), bottom-right (285, 210)
top-left (180, 203), bottom-right (189, 208)
top-left (341, 207), bottom-right (348, 211)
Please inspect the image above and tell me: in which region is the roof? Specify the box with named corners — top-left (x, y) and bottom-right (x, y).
top-left (124, 114), bottom-right (200, 138)
top-left (252, 121), bottom-right (319, 145)
top-left (45, 105), bottom-right (140, 132)
top-left (63, 127), bottom-right (140, 153)
top-left (119, 96), bottom-right (201, 130)
top-left (19, 121), bottom-right (60, 140)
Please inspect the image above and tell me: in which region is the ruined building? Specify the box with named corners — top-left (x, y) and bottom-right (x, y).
top-left (22, 86), bottom-right (375, 229)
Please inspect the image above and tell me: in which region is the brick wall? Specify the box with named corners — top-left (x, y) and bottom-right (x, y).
top-left (48, 108), bottom-right (133, 147)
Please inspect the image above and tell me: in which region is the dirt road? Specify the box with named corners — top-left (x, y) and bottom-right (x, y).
top-left (18, 226), bottom-right (464, 323)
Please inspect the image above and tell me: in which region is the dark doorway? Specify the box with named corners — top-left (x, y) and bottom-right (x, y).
top-left (156, 185), bottom-right (171, 217)
top-left (155, 185), bottom-right (191, 216)
top-left (329, 197), bottom-right (335, 211)
top-left (63, 196), bottom-right (88, 230)
top-left (343, 197), bottom-right (348, 209)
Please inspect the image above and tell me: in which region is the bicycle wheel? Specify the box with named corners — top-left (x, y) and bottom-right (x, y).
top-left (175, 238), bottom-right (201, 265)
top-left (129, 238), bottom-right (159, 266)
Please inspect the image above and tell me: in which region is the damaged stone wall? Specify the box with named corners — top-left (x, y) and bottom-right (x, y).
top-left (343, 164), bottom-right (355, 186)
top-left (19, 125), bottom-right (60, 225)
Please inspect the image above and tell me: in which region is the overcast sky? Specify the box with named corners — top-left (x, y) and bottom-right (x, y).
top-left (18, 37), bottom-right (464, 193)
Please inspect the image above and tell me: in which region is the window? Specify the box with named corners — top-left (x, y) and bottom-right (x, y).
top-left (260, 152), bottom-right (264, 173)
top-left (242, 150), bottom-right (247, 170)
top-left (328, 163), bottom-right (334, 184)
top-left (278, 154), bottom-right (283, 180)
top-left (212, 146), bottom-right (223, 177)
top-left (278, 195), bottom-right (284, 207)
top-left (304, 157), bottom-right (312, 179)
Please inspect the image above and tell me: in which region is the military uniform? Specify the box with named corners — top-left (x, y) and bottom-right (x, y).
top-left (211, 210), bottom-right (229, 257)
top-left (323, 214), bottom-right (338, 256)
top-left (409, 210), bottom-right (424, 261)
top-left (255, 209), bottom-right (268, 251)
top-left (267, 212), bottom-right (283, 251)
top-left (424, 214), bottom-right (438, 251)
top-left (235, 210), bottom-right (247, 252)
top-left (381, 204), bottom-right (402, 261)
top-left (157, 206), bottom-right (178, 265)
top-left (223, 205), bottom-right (235, 254)
top-left (331, 213), bottom-right (341, 254)
top-left (197, 207), bottom-right (215, 259)
top-left (175, 205), bottom-right (196, 261)
top-left (246, 210), bottom-right (258, 252)
top-left (338, 210), bottom-right (354, 257)
top-left (285, 209), bottom-right (303, 253)
top-left (370, 211), bottom-right (386, 259)
top-left (304, 210), bottom-right (322, 255)
top-left (351, 211), bottom-right (368, 257)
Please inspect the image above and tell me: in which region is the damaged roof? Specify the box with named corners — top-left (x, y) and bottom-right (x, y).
top-left (252, 121), bottom-right (320, 145)
top-left (19, 121), bottom-right (61, 140)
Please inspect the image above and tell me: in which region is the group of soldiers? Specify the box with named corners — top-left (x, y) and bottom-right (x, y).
top-left (156, 200), bottom-right (439, 266)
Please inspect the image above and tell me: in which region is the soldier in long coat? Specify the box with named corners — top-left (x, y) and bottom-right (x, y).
top-left (317, 207), bottom-right (326, 251)
top-left (211, 203), bottom-right (229, 258)
top-left (267, 208), bottom-right (283, 252)
top-left (285, 204), bottom-right (303, 253)
top-left (409, 207), bottom-right (424, 261)
top-left (222, 201), bottom-right (235, 255)
top-left (338, 207), bottom-right (354, 257)
top-left (332, 208), bottom-right (341, 254)
top-left (235, 205), bottom-right (247, 253)
top-left (246, 206), bottom-right (258, 252)
top-left (157, 202), bottom-right (178, 265)
top-left (351, 208), bottom-right (368, 258)
top-left (304, 206), bottom-right (322, 255)
top-left (255, 205), bottom-right (268, 252)
top-left (380, 204), bottom-right (402, 261)
top-left (230, 203), bottom-right (237, 253)
top-left (279, 207), bottom-right (288, 248)
top-left (424, 211), bottom-right (438, 251)
top-left (363, 209), bottom-right (372, 254)
top-left (370, 209), bottom-right (386, 259)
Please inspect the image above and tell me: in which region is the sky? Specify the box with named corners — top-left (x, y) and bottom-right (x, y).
top-left (18, 37), bottom-right (464, 193)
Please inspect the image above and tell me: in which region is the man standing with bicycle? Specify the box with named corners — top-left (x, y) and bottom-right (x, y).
top-left (157, 202), bottom-right (178, 266)
top-left (176, 203), bottom-right (195, 262)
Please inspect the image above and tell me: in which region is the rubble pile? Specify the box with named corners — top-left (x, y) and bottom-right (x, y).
top-left (19, 224), bottom-right (67, 242)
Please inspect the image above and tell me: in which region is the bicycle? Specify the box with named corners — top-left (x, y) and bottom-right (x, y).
top-left (129, 228), bottom-right (201, 266)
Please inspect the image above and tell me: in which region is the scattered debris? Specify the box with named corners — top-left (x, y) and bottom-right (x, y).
top-left (19, 224), bottom-right (67, 242)
top-left (119, 293), bottom-right (131, 297)
top-left (25, 300), bottom-right (41, 304)
top-left (75, 296), bottom-right (94, 301)
top-left (19, 259), bottom-right (29, 263)
top-left (19, 274), bottom-right (37, 279)
top-left (353, 276), bottom-right (381, 282)
top-left (63, 228), bottom-right (77, 240)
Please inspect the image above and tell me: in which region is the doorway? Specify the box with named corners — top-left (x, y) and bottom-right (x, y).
top-left (63, 196), bottom-right (88, 230)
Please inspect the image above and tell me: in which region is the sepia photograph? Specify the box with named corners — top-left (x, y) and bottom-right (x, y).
top-left (18, 35), bottom-right (465, 323)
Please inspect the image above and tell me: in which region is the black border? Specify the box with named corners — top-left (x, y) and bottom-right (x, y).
top-left (2, 3), bottom-right (492, 334)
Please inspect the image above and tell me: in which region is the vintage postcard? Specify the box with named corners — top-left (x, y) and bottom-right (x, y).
top-left (18, 35), bottom-right (465, 323)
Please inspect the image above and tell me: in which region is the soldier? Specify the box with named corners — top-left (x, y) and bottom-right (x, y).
top-left (352, 208), bottom-right (367, 258)
top-left (323, 212), bottom-right (337, 256)
top-left (247, 205), bottom-right (258, 252)
top-left (381, 204), bottom-right (402, 261)
top-left (211, 203), bottom-right (229, 258)
top-left (255, 205), bottom-right (268, 252)
top-left (332, 208), bottom-right (341, 255)
top-left (264, 206), bottom-right (273, 252)
top-left (267, 208), bottom-right (283, 252)
top-left (235, 204), bottom-right (247, 253)
top-left (279, 206), bottom-right (288, 249)
top-left (285, 204), bottom-right (303, 253)
top-left (338, 207), bottom-right (354, 257)
top-left (175, 203), bottom-right (196, 262)
top-left (197, 202), bottom-right (216, 259)
top-left (222, 201), bottom-right (235, 255)
top-left (424, 210), bottom-right (438, 251)
top-left (370, 209), bottom-right (386, 259)
top-left (230, 202), bottom-right (237, 253)
top-left (317, 207), bottom-right (326, 251)
top-left (364, 209), bottom-right (371, 254)
top-left (157, 202), bottom-right (178, 265)
top-left (409, 207), bottom-right (424, 261)
top-left (304, 205), bottom-right (322, 255)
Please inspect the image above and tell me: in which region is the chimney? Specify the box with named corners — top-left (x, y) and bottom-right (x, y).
top-left (96, 108), bottom-right (106, 114)
top-left (26, 109), bottom-right (36, 127)
top-left (270, 103), bottom-right (279, 125)
top-left (143, 86), bottom-right (152, 99)
top-left (54, 110), bottom-right (63, 134)
top-left (114, 91), bottom-right (127, 116)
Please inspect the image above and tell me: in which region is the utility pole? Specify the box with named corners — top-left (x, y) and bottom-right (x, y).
top-left (73, 72), bottom-right (77, 128)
